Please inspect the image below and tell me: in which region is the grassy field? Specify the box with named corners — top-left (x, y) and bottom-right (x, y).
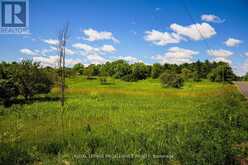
top-left (1, 77), bottom-right (248, 164)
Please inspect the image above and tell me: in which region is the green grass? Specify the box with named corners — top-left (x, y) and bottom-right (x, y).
top-left (1, 77), bottom-right (248, 164)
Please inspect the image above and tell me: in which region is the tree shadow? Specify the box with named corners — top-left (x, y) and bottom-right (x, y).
top-left (1, 96), bottom-right (60, 107)
top-left (100, 82), bottom-right (114, 85)
top-left (86, 77), bottom-right (97, 80)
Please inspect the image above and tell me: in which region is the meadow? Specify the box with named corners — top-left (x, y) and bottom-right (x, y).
top-left (0, 77), bottom-right (248, 164)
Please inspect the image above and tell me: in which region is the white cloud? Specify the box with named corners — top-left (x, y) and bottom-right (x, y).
top-left (65, 48), bottom-right (75, 55)
top-left (224, 38), bottom-right (242, 47)
top-left (72, 43), bottom-right (101, 58)
top-left (87, 54), bottom-right (107, 64)
top-left (72, 43), bottom-right (113, 64)
top-left (21, 46), bottom-right (74, 57)
top-left (20, 48), bottom-right (39, 56)
top-left (33, 56), bottom-right (82, 67)
top-left (153, 47), bottom-right (199, 65)
top-left (117, 56), bottom-right (143, 64)
top-left (33, 56), bottom-right (59, 67)
top-left (144, 30), bottom-right (183, 46)
top-left (170, 23), bottom-right (216, 40)
top-left (201, 14), bottom-right (224, 23)
top-left (231, 60), bottom-right (248, 76)
top-left (101, 45), bottom-right (116, 53)
top-left (212, 57), bottom-right (232, 64)
top-left (240, 60), bottom-right (248, 75)
top-left (245, 52), bottom-right (248, 56)
top-left (208, 49), bottom-right (233, 65)
top-left (43, 39), bottom-right (59, 46)
top-left (72, 43), bottom-right (96, 51)
top-left (73, 43), bottom-right (116, 54)
top-left (207, 49), bottom-right (233, 58)
top-left (83, 28), bottom-right (119, 43)
top-left (48, 46), bottom-right (74, 55)
top-left (145, 23), bottom-right (216, 46)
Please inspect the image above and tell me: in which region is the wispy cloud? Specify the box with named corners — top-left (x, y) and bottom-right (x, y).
top-left (42, 39), bottom-right (59, 46)
top-left (82, 28), bottom-right (119, 43)
top-left (20, 48), bottom-right (39, 56)
top-left (224, 38), bottom-right (242, 47)
top-left (207, 49), bottom-right (233, 64)
top-left (207, 49), bottom-right (233, 58)
top-left (201, 14), bottom-right (225, 23)
top-left (116, 56), bottom-right (143, 64)
top-left (153, 47), bottom-right (199, 65)
top-left (145, 22), bottom-right (216, 46)
top-left (32, 56), bottom-right (82, 67)
top-left (145, 30), bottom-right (183, 46)
top-left (72, 43), bottom-right (116, 64)
top-left (170, 23), bottom-right (216, 41)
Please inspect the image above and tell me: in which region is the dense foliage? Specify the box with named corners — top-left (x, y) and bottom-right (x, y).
top-left (208, 64), bottom-right (236, 83)
top-left (72, 63), bottom-right (84, 75)
top-left (0, 61), bottom-right (53, 106)
top-left (16, 61), bottom-right (53, 100)
top-left (0, 79), bottom-right (19, 107)
top-left (0, 60), bottom-right (240, 106)
top-left (70, 60), bottom-right (238, 84)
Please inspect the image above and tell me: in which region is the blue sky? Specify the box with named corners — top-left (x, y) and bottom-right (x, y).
top-left (0, 0), bottom-right (248, 75)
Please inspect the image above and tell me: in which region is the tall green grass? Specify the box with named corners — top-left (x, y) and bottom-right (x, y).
top-left (0, 77), bottom-right (248, 164)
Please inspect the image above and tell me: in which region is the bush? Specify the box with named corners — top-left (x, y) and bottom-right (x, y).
top-left (181, 68), bottom-right (193, 81)
top-left (99, 77), bottom-right (108, 85)
top-left (41, 142), bottom-right (64, 155)
top-left (160, 72), bottom-right (184, 88)
top-left (0, 144), bottom-right (34, 164)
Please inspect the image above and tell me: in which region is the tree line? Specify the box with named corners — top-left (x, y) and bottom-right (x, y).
top-left (72, 60), bottom-right (239, 83)
top-left (0, 59), bottom-right (243, 106)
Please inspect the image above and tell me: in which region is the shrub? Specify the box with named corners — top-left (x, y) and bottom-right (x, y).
top-left (181, 68), bottom-right (193, 81)
top-left (99, 77), bottom-right (108, 85)
top-left (0, 144), bottom-right (34, 164)
top-left (38, 141), bottom-right (64, 155)
top-left (160, 72), bottom-right (184, 88)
